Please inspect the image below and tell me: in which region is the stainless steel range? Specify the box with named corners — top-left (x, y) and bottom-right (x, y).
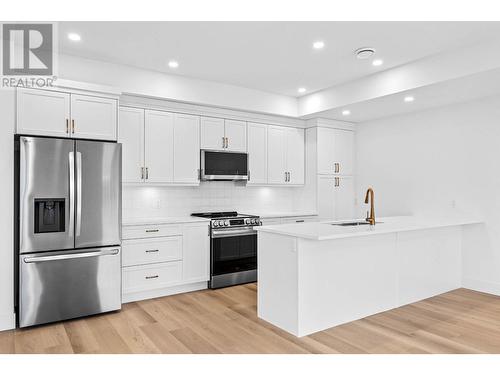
top-left (191, 211), bottom-right (261, 289)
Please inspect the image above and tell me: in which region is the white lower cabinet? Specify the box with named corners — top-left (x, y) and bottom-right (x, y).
top-left (261, 216), bottom-right (318, 226)
top-left (123, 262), bottom-right (183, 295)
top-left (122, 236), bottom-right (183, 267)
top-left (122, 222), bottom-right (210, 303)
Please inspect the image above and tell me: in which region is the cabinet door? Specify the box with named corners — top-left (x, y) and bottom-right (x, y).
top-left (200, 117), bottom-right (225, 150)
top-left (173, 113), bottom-right (200, 184)
top-left (17, 88), bottom-right (70, 137)
top-left (247, 122), bottom-right (268, 184)
top-left (182, 224), bottom-right (210, 283)
top-left (285, 128), bottom-right (305, 185)
top-left (335, 176), bottom-right (355, 220)
top-left (317, 176), bottom-right (355, 220)
top-left (70, 94), bottom-right (117, 140)
top-left (317, 175), bottom-right (335, 220)
top-left (317, 127), bottom-right (336, 175)
top-left (144, 110), bottom-right (174, 183)
top-left (267, 126), bottom-right (287, 184)
top-left (118, 107), bottom-right (145, 183)
top-left (225, 119), bottom-right (247, 152)
top-left (334, 129), bottom-right (354, 175)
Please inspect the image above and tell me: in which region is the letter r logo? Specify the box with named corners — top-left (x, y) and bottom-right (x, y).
top-left (2, 23), bottom-right (53, 75)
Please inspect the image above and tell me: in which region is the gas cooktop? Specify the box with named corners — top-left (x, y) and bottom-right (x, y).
top-left (191, 211), bottom-right (257, 219)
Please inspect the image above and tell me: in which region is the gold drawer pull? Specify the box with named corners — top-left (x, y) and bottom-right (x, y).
top-left (145, 275), bottom-right (159, 280)
top-left (145, 229), bottom-right (159, 233)
top-left (145, 249), bottom-right (159, 253)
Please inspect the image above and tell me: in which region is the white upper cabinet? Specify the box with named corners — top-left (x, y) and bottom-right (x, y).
top-left (118, 107), bottom-right (145, 183)
top-left (70, 94), bottom-right (117, 141)
top-left (144, 110), bottom-right (175, 184)
top-left (119, 107), bottom-right (200, 186)
top-left (17, 88), bottom-right (71, 137)
top-left (247, 122), bottom-right (268, 184)
top-left (200, 117), bottom-right (225, 150)
top-left (200, 116), bottom-right (247, 152)
top-left (317, 175), bottom-right (355, 220)
top-left (16, 88), bottom-right (118, 140)
top-left (268, 126), bottom-right (305, 185)
top-left (267, 126), bottom-right (287, 184)
top-left (173, 113), bottom-right (200, 184)
top-left (317, 127), bottom-right (354, 175)
top-left (224, 119), bottom-right (247, 152)
top-left (286, 127), bottom-right (305, 185)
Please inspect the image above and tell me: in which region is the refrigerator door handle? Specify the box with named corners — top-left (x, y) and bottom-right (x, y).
top-left (68, 151), bottom-right (75, 237)
top-left (76, 151), bottom-right (82, 237)
top-left (23, 248), bottom-right (120, 263)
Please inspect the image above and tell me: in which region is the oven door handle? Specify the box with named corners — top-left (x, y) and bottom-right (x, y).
top-left (211, 228), bottom-right (257, 238)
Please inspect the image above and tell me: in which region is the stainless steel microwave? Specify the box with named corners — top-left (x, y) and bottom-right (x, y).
top-left (200, 150), bottom-right (248, 181)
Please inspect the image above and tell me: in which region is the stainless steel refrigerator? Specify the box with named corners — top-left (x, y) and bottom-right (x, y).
top-left (16, 136), bottom-right (122, 328)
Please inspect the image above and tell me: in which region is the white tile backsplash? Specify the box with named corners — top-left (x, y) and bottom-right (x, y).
top-left (123, 182), bottom-right (314, 219)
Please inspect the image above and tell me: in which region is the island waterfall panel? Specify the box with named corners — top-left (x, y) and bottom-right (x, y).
top-left (257, 226), bottom-right (462, 337)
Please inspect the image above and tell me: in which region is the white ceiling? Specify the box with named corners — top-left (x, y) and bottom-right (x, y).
top-left (314, 68), bottom-right (500, 123)
top-left (58, 22), bottom-right (500, 97)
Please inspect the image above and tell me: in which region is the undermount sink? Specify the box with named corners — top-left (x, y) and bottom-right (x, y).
top-left (331, 220), bottom-right (382, 226)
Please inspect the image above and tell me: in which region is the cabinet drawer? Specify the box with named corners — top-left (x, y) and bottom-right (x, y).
top-left (281, 216), bottom-right (318, 224)
top-left (123, 261), bottom-right (183, 294)
top-left (122, 236), bottom-right (182, 267)
top-left (260, 218), bottom-right (282, 226)
top-left (122, 224), bottom-right (182, 240)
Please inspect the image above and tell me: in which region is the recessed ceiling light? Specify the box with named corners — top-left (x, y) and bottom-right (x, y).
top-left (67, 33), bottom-right (81, 42)
top-left (372, 59), bottom-right (383, 66)
top-left (168, 60), bottom-right (179, 69)
top-left (355, 47), bottom-right (375, 59)
top-left (342, 110), bottom-right (351, 116)
top-left (298, 87), bottom-right (306, 94)
top-left (313, 41), bottom-right (325, 50)
top-left (404, 96), bottom-right (415, 103)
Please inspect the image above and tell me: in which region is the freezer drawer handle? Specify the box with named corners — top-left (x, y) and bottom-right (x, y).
top-left (145, 275), bottom-right (159, 279)
top-left (23, 249), bottom-right (120, 263)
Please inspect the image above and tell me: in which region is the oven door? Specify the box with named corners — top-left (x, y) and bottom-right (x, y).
top-left (211, 227), bottom-right (257, 288)
top-left (201, 150), bottom-right (248, 181)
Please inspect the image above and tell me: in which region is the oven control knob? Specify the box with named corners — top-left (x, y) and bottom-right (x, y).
top-left (251, 218), bottom-right (256, 224)
top-left (218, 220), bottom-right (224, 226)
top-left (213, 221), bottom-right (218, 227)
top-left (245, 218), bottom-right (251, 224)
top-left (224, 220), bottom-right (229, 226)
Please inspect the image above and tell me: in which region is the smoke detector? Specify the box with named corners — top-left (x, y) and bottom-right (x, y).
top-left (355, 47), bottom-right (376, 60)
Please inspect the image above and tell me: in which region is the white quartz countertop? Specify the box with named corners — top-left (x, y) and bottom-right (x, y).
top-left (255, 215), bottom-right (482, 241)
top-left (245, 211), bottom-right (318, 219)
top-left (122, 216), bottom-right (209, 226)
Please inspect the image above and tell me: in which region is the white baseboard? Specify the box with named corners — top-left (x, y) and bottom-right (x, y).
top-left (462, 277), bottom-right (500, 296)
top-left (122, 281), bottom-right (208, 304)
top-left (0, 312), bottom-right (15, 332)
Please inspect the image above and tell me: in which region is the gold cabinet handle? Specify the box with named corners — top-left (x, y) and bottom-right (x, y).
top-left (284, 171), bottom-right (287, 182)
top-left (141, 167), bottom-right (144, 180)
top-left (145, 167), bottom-right (149, 180)
top-left (222, 136), bottom-right (225, 148)
top-left (71, 119), bottom-right (75, 134)
top-left (66, 119), bottom-right (69, 134)
top-left (225, 137), bottom-right (229, 148)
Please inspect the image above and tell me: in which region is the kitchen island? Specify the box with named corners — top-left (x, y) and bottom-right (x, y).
top-left (255, 216), bottom-right (481, 337)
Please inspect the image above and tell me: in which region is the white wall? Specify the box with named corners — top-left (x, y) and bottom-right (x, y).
top-left (58, 54), bottom-right (298, 117)
top-left (356, 94), bottom-right (500, 295)
top-left (0, 90), bottom-right (15, 330)
top-left (123, 182), bottom-right (315, 219)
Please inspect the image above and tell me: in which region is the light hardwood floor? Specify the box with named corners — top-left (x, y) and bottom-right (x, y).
top-left (1, 284), bottom-right (500, 354)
